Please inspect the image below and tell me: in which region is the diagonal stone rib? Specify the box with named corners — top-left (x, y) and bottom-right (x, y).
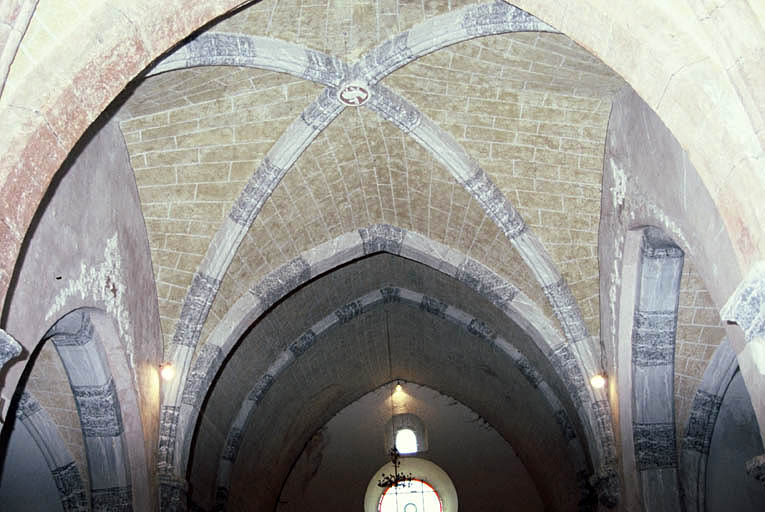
top-left (162, 88), bottom-right (344, 478)
top-left (147, 33), bottom-right (348, 87)
top-left (366, 84), bottom-right (613, 490)
top-left (366, 84), bottom-right (584, 340)
top-left (355, 0), bottom-right (556, 85)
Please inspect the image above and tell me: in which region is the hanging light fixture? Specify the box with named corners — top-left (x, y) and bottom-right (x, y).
top-left (378, 375), bottom-right (414, 488)
top-left (377, 445), bottom-right (414, 488)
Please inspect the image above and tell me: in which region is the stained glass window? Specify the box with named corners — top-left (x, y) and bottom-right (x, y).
top-left (378, 479), bottom-right (442, 512)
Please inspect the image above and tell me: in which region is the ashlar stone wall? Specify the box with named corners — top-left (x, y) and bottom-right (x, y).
top-left (675, 259), bottom-right (726, 446)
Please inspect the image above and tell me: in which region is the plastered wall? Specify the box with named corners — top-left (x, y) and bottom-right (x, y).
top-left (0, 114), bottom-right (163, 510)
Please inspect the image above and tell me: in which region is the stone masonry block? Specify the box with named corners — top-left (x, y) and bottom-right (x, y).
top-left (72, 378), bottom-right (123, 438)
top-left (684, 390), bottom-right (722, 454)
top-left (182, 344), bottom-right (224, 407)
top-left (91, 485), bottom-right (132, 512)
top-left (632, 310), bottom-right (677, 367)
top-left (52, 462), bottom-right (87, 512)
top-left (633, 422), bottom-right (677, 470)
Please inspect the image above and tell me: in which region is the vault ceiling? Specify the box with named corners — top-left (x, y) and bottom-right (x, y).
top-left (190, 255), bottom-right (584, 510)
top-left (114, 5), bottom-right (630, 502)
top-left (110, 1), bottom-right (644, 508)
top-left (0, 1), bottom-right (753, 511)
top-left (119, 5), bottom-right (626, 348)
top-left (224, 305), bottom-right (580, 511)
top-left (208, 0), bottom-right (479, 61)
top-left (204, 106), bottom-right (550, 345)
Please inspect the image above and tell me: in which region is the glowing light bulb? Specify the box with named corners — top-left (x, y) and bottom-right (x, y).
top-left (160, 363), bottom-right (176, 381)
top-left (395, 383), bottom-right (403, 393)
top-left (590, 374), bottom-right (606, 389)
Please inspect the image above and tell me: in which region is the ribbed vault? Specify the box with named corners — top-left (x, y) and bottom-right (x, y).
top-left (189, 253), bottom-right (587, 511)
top-left (113, 1), bottom-right (626, 506)
top-left (118, 2), bottom-right (625, 352)
top-left (2, 0), bottom-right (764, 512)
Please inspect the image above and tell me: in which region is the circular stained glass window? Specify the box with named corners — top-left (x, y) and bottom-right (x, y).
top-left (378, 479), bottom-right (442, 512)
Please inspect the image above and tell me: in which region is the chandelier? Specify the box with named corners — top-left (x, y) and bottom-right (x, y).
top-left (377, 446), bottom-right (414, 488)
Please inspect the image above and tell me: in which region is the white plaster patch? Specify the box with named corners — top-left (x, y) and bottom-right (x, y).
top-left (608, 233), bottom-right (625, 350)
top-left (45, 234), bottom-right (136, 378)
top-left (610, 158), bottom-right (626, 209)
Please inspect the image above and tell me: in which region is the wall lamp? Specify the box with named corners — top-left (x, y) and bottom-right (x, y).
top-left (160, 362), bottom-right (176, 381)
top-left (590, 373), bottom-right (607, 390)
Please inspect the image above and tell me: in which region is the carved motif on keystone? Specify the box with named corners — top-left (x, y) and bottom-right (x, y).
top-left (746, 454), bottom-right (765, 486)
top-left (515, 357), bottom-right (542, 388)
top-left (359, 224), bottom-right (405, 255)
top-left (684, 390), bottom-right (722, 454)
top-left (252, 257), bottom-right (311, 307)
top-left (367, 86), bottom-right (422, 133)
top-left (721, 261), bottom-right (765, 347)
top-left (337, 81), bottom-right (371, 106)
top-left (229, 158), bottom-right (284, 226)
top-left (461, 0), bottom-right (548, 36)
top-left (73, 378), bottom-right (123, 437)
top-left (633, 422), bottom-right (677, 470)
top-left (173, 273), bottom-right (221, 347)
top-left (463, 168), bottom-right (526, 239)
top-left (467, 318), bottom-right (495, 340)
top-left (182, 344), bottom-right (224, 407)
top-left (632, 310), bottom-right (676, 366)
top-left (91, 486), bottom-right (132, 512)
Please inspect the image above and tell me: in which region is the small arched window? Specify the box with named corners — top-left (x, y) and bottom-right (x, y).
top-left (395, 428), bottom-right (418, 454)
top-left (386, 413), bottom-right (427, 454)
